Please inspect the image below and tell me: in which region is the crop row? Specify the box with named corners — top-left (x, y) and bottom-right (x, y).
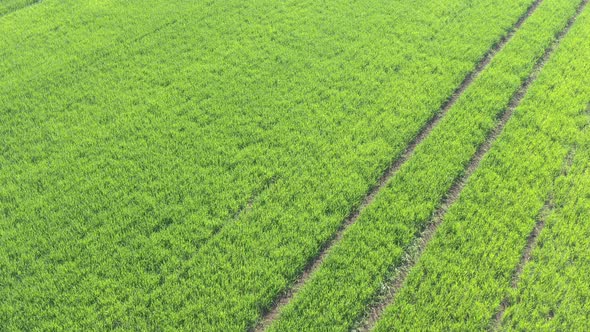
top-left (0, 0), bottom-right (537, 329)
top-left (0, 0), bottom-right (530, 329)
top-left (267, 0), bottom-right (585, 330)
top-left (0, 0), bottom-right (190, 77)
top-left (375, 1), bottom-right (590, 330)
top-left (0, 0), bottom-right (37, 17)
top-left (501, 113), bottom-right (590, 330)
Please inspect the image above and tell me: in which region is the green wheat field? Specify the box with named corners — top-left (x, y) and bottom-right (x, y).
top-left (1, 0), bottom-right (589, 330)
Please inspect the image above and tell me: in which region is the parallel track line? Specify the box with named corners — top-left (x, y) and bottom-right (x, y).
top-left (253, 0), bottom-right (545, 329)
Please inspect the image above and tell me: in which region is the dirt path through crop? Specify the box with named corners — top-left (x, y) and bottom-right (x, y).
top-left (357, 0), bottom-right (588, 329)
top-left (252, 0), bottom-right (545, 330)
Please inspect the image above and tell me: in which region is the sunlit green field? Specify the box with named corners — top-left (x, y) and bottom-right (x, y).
top-left (1, 0), bottom-right (589, 330)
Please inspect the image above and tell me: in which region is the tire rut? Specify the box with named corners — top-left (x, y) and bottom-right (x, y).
top-left (358, 0), bottom-right (588, 329)
top-left (253, 0), bottom-right (545, 330)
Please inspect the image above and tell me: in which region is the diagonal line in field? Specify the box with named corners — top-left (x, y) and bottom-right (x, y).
top-left (0, 0), bottom-right (42, 19)
top-left (357, 1), bottom-right (589, 330)
top-left (490, 150), bottom-right (576, 330)
top-left (231, 177), bottom-right (278, 224)
top-left (252, 0), bottom-right (545, 330)
top-left (131, 19), bottom-right (179, 44)
top-left (489, 199), bottom-right (552, 331)
top-left (490, 108), bottom-right (587, 330)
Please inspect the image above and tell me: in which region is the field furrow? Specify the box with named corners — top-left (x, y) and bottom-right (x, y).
top-left (0, 0), bottom-right (39, 17)
top-left (266, 0), bottom-right (585, 330)
top-left (0, 0), bottom-right (539, 330)
top-left (256, 0), bottom-right (545, 329)
top-left (374, 1), bottom-right (590, 330)
top-left (3, 0), bottom-right (590, 330)
top-left (499, 113), bottom-right (590, 330)
top-left (490, 197), bottom-right (554, 329)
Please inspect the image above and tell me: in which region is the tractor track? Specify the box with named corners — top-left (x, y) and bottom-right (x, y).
top-left (253, 0), bottom-right (545, 330)
top-left (358, 0), bottom-right (589, 329)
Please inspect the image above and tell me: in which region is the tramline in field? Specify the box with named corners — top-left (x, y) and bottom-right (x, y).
top-left (1, 0), bottom-right (589, 330)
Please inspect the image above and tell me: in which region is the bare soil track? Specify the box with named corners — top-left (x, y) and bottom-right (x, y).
top-left (253, 0), bottom-right (545, 330)
top-left (358, 0), bottom-right (589, 329)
